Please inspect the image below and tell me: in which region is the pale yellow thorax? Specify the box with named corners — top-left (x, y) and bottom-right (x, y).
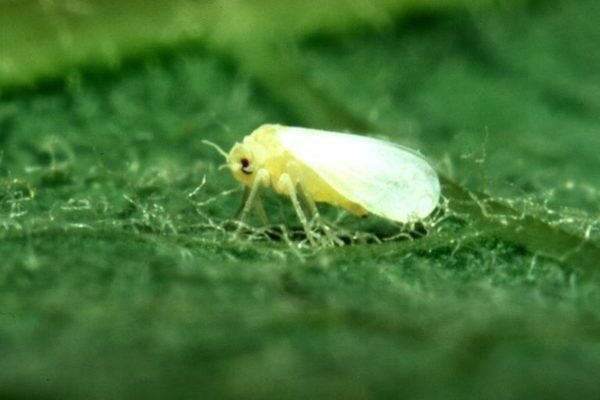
top-left (228, 124), bottom-right (366, 216)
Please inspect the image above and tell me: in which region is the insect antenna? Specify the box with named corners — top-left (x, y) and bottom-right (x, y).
top-left (202, 140), bottom-right (229, 160)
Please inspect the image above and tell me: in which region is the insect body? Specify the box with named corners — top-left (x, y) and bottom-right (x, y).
top-left (226, 124), bottom-right (440, 233)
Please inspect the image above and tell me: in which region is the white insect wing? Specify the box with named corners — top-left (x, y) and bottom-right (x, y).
top-left (278, 127), bottom-right (440, 223)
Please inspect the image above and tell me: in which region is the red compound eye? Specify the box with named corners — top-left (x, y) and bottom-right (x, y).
top-left (240, 158), bottom-right (252, 175)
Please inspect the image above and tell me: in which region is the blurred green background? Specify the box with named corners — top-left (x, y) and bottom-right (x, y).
top-left (1, 0), bottom-right (600, 398)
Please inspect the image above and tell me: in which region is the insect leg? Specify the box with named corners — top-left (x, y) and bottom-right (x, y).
top-left (237, 168), bottom-right (270, 222)
top-left (285, 160), bottom-right (319, 221)
top-left (297, 183), bottom-right (320, 221)
top-left (279, 173), bottom-right (317, 246)
top-left (233, 186), bottom-right (250, 219)
top-left (253, 194), bottom-right (270, 225)
top-left (233, 186), bottom-right (269, 226)
top-left (297, 182), bottom-right (343, 247)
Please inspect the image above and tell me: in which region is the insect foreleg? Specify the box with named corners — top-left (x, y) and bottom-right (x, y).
top-left (253, 194), bottom-right (270, 225)
top-left (233, 186), bottom-right (250, 219)
top-left (237, 168), bottom-right (270, 222)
